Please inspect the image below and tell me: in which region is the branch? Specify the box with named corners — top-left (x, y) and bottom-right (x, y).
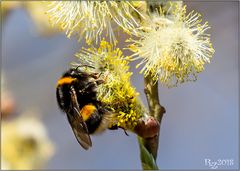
top-left (134, 74), bottom-right (166, 170)
top-left (144, 75), bottom-right (165, 122)
top-left (143, 75), bottom-right (165, 159)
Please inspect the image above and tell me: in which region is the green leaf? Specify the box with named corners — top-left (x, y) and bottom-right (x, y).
top-left (138, 137), bottom-right (159, 170)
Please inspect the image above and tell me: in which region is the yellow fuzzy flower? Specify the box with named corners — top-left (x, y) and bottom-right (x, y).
top-left (128, 3), bottom-right (215, 87)
top-left (46, 1), bottom-right (143, 45)
top-left (74, 40), bottom-right (144, 130)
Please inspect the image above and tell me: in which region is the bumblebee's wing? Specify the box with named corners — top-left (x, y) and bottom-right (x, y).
top-left (66, 108), bottom-right (92, 150)
top-left (67, 87), bottom-right (92, 150)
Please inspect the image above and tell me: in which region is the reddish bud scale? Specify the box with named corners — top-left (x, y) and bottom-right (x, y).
top-left (134, 116), bottom-right (160, 138)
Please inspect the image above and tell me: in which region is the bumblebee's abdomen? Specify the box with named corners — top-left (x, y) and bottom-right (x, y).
top-left (82, 104), bottom-right (103, 134)
top-left (80, 105), bottom-right (97, 121)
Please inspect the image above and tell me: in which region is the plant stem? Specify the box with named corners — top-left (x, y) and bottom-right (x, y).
top-left (143, 75), bottom-right (165, 160)
top-left (138, 75), bottom-right (165, 170)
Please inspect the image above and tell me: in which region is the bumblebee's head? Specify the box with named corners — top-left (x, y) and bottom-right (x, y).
top-left (62, 66), bottom-right (94, 79)
top-left (56, 69), bottom-right (78, 88)
top-left (62, 68), bottom-right (80, 78)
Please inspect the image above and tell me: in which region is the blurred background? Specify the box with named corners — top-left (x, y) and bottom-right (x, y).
top-left (1, 1), bottom-right (239, 170)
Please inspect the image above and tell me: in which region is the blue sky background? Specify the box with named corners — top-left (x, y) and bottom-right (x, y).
top-left (1, 1), bottom-right (239, 170)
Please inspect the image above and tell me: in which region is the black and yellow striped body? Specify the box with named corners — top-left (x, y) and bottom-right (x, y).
top-left (56, 69), bottom-right (103, 134)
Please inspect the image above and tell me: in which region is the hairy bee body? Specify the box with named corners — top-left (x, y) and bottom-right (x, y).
top-left (56, 68), bottom-right (111, 149)
top-left (56, 69), bottom-right (97, 108)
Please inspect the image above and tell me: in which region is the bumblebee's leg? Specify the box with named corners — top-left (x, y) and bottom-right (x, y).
top-left (108, 125), bottom-right (118, 130)
top-left (121, 127), bottom-right (129, 136)
top-left (89, 73), bottom-right (99, 79)
top-left (95, 72), bottom-right (110, 85)
top-left (80, 82), bottom-right (97, 93)
top-left (89, 72), bottom-right (104, 80)
top-left (91, 73), bottom-right (105, 85)
top-left (108, 125), bottom-right (129, 136)
top-left (87, 73), bottom-right (105, 85)
top-left (95, 79), bottom-right (105, 85)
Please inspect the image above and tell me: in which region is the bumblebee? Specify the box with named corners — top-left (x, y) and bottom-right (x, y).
top-left (56, 67), bottom-right (114, 150)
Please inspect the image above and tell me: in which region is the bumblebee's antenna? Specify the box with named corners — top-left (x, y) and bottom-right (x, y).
top-left (75, 65), bottom-right (95, 71)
